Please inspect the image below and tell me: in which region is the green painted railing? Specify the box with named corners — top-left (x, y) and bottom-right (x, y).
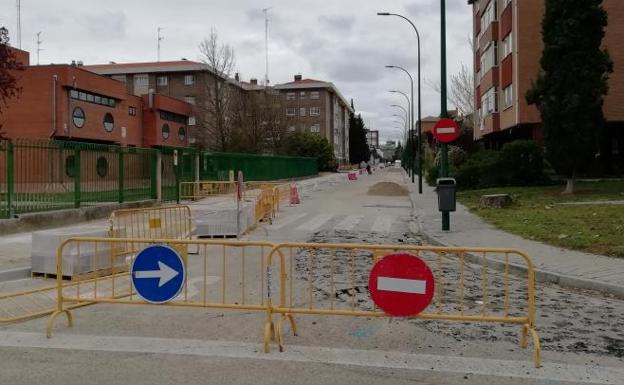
top-left (0, 139), bottom-right (318, 218)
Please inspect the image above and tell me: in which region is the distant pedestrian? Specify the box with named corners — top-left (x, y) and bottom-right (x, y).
top-left (366, 163), bottom-right (372, 175)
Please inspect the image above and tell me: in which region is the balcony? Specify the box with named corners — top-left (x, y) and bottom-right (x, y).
top-left (479, 21), bottom-right (499, 52)
top-left (479, 66), bottom-right (499, 92)
top-left (479, 112), bottom-right (500, 136)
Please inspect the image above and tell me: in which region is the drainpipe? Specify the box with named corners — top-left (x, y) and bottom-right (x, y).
top-left (50, 75), bottom-right (58, 138)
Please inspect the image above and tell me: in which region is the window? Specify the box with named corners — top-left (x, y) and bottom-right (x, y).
top-left (134, 74), bottom-right (148, 86)
top-left (300, 91), bottom-right (307, 98)
top-left (184, 96), bottom-right (196, 105)
top-left (310, 124), bottom-right (320, 133)
top-left (96, 157), bottom-right (108, 178)
top-left (481, 86), bottom-right (497, 116)
top-left (310, 107), bottom-right (320, 116)
top-left (502, 32), bottom-right (512, 58)
top-left (502, 0), bottom-right (512, 10)
top-left (310, 91), bottom-right (320, 99)
top-left (128, 106), bottom-right (137, 116)
top-left (111, 75), bottom-right (126, 83)
top-left (162, 123), bottom-right (170, 140)
top-left (184, 74), bottom-right (195, 85)
top-left (70, 90), bottom-right (116, 107)
top-left (159, 110), bottom-right (187, 124)
top-left (286, 108), bottom-right (296, 116)
top-left (480, 1), bottom-right (497, 33)
top-left (287, 126), bottom-right (296, 132)
top-left (480, 42), bottom-right (498, 77)
top-left (72, 107), bottom-right (85, 128)
top-left (299, 107), bottom-right (306, 117)
top-left (103, 113), bottom-right (114, 132)
top-left (503, 84), bottom-right (513, 109)
top-left (286, 92), bottom-right (296, 100)
top-left (178, 127), bottom-right (186, 141)
top-left (157, 76), bottom-right (168, 86)
top-left (188, 116), bottom-right (196, 126)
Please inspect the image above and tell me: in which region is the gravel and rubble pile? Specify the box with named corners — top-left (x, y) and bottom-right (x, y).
top-left (294, 229), bottom-right (624, 359)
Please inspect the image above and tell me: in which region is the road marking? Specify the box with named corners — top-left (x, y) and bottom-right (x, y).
top-left (271, 212), bottom-right (308, 230)
top-left (0, 331), bottom-right (621, 384)
top-left (296, 213), bottom-right (333, 232)
top-left (378, 277), bottom-right (426, 294)
top-left (334, 215), bottom-right (364, 231)
top-left (371, 215), bottom-right (394, 233)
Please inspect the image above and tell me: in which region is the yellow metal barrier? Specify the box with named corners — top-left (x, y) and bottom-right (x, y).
top-left (266, 243), bottom-right (541, 368)
top-left (46, 237), bottom-right (276, 345)
top-left (179, 181), bottom-right (238, 201)
top-left (109, 205), bottom-right (193, 240)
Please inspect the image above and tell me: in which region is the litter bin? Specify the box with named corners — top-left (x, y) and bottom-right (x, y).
top-left (436, 178), bottom-right (457, 212)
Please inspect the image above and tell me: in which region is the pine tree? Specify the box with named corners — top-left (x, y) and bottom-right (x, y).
top-left (527, 0), bottom-right (612, 193)
top-left (348, 113), bottom-right (370, 164)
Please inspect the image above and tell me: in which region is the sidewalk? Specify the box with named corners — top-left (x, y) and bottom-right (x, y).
top-left (403, 174), bottom-right (624, 298)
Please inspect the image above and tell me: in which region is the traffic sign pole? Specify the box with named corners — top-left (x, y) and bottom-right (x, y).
top-left (440, 0), bottom-right (450, 231)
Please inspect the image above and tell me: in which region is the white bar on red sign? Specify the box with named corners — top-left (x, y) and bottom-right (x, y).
top-left (436, 127), bottom-right (455, 134)
top-left (377, 277), bottom-right (427, 294)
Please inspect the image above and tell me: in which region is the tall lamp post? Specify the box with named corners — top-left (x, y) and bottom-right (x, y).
top-left (378, 12), bottom-right (422, 194)
top-left (385, 65), bottom-right (415, 183)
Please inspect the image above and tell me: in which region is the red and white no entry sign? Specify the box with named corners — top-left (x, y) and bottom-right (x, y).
top-left (368, 253), bottom-right (435, 317)
top-left (432, 118), bottom-right (460, 143)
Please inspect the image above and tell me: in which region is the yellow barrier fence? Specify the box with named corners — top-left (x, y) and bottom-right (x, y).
top-left (266, 242), bottom-right (541, 368)
top-left (46, 237), bottom-right (277, 350)
top-left (109, 205), bottom-right (193, 240)
top-left (179, 181), bottom-right (238, 201)
top-left (44, 239), bottom-right (541, 367)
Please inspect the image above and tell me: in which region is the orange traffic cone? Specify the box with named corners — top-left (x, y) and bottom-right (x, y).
top-left (290, 183), bottom-right (300, 205)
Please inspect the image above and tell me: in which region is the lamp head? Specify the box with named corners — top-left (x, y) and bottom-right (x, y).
top-left (377, 12), bottom-right (390, 16)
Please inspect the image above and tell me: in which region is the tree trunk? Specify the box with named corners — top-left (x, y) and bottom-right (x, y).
top-left (562, 177), bottom-right (575, 194)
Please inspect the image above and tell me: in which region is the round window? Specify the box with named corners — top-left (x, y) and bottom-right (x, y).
top-left (178, 127), bottom-right (186, 141)
top-left (65, 155), bottom-right (75, 177)
top-left (103, 113), bottom-right (114, 132)
top-left (162, 123), bottom-right (170, 140)
top-left (72, 107), bottom-right (85, 128)
top-left (96, 156), bottom-right (108, 178)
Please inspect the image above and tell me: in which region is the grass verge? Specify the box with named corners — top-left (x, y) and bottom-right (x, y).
top-left (457, 181), bottom-right (624, 258)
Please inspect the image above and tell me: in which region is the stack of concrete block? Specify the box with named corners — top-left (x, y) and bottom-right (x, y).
top-left (31, 226), bottom-right (121, 277)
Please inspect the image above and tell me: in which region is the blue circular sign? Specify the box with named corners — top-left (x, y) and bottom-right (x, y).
top-left (131, 244), bottom-right (186, 304)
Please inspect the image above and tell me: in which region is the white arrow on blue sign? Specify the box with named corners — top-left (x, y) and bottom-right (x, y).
top-left (131, 245), bottom-right (186, 304)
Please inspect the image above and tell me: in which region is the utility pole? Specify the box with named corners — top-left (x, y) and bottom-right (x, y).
top-left (157, 27), bottom-right (164, 62)
top-left (440, 0), bottom-right (450, 231)
top-left (262, 7), bottom-right (272, 86)
top-left (36, 31), bottom-right (43, 65)
top-left (16, 0), bottom-right (21, 49)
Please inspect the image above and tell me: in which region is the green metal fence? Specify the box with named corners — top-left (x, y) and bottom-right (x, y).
top-left (0, 139), bottom-right (318, 218)
top-left (199, 152), bottom-right (318, 181)
top-left (0, 139), bottom-right (156, 218)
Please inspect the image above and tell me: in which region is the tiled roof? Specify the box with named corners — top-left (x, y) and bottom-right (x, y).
top-left (82, 60), bottom-right (213, 75)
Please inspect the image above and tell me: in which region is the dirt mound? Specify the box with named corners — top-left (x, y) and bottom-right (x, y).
top-left (367, 182), bottom-right (408, 196)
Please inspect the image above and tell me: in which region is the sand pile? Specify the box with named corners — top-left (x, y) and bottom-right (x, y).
top-left (367, 182), bottom-right (408, 196)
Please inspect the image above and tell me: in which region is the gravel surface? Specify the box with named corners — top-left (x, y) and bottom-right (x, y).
top-left (296, 229), bottom-right (624, 361)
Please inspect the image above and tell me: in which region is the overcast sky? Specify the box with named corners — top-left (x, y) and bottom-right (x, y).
top-left (1, 0), bottom-right (473, 143)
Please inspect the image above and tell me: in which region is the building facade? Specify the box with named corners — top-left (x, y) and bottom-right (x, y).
top-left (275, 75), bottom-right (353, 165)
top-left (0, 48), bottom-right (192, 148)
top-left (470, 0), bottom-right (624, 170)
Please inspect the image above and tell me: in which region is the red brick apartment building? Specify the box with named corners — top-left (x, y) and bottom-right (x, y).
top-left (0, 47), bottom-right (192, 148)
top-left (275, 75), bottom-right (352, 164)
top-left (470, 0), bottom-right (624, 171)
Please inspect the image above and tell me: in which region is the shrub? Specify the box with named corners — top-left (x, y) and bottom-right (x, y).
top-left (498, 140), bottom-right (544, 185)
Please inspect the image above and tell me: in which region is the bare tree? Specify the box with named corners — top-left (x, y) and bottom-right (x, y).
top-left (197, 28), bottom-right (236, 151)
top-left (426, 36), bottom-right (475, 129)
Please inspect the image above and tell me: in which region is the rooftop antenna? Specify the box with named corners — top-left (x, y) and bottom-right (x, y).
top-left (16, 0), bottom-right (21, 49)
top-left (36, 31), bottom-right (43, 65)
top-left (262, 7), bottom-right (272, 86)
top-left (157, 27), bottom-right (164, 62)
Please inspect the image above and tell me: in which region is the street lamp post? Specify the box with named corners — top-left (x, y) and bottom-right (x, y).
top-left (385, 65), bottom-right (414, 183)
top-left (390, 104), bottom-right (410, 163)
top-left (378, 12), bottom-right (423, 194)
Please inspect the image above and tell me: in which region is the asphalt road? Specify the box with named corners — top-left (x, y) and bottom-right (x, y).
top-left (1, 168), bottom-right (623, 384)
